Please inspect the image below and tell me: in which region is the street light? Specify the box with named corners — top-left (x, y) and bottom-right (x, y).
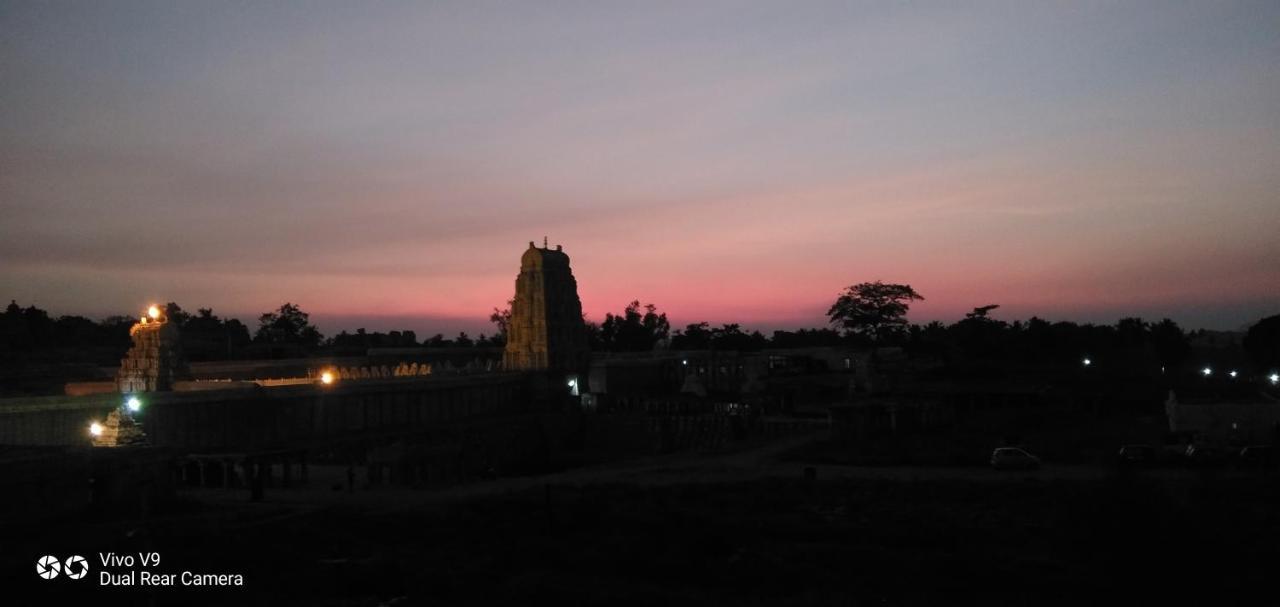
top-left (1228, 370), bottom-right (1238, 379)
top-left (126, 396), bottom-right (141, 413)
top-left (320, 371), bottom-right (335, 385)
top-left (1082, 358), bottom-right (1092, 367)
top-left (147, 305), bottom-right (161, 321)
top-left (1269, 373), bottom-right (1279, 385)
top-left (89, 422), bottom-right (103, 437)
top-left (1202, 367), bottom-right (1212, 377)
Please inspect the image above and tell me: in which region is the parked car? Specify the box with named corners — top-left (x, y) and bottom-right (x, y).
top-left (1117, 444), bottom-right (1156, 466)
top-left (991, 447), bottom-right (1041, 470)
top-left (1237, 446), bottom-right (1277, 470)
top-left (1185, 444), bottom-right (1229, 466)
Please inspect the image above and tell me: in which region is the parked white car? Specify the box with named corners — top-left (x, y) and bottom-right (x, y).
top-left (990, 447), bottom-right (1041, 470)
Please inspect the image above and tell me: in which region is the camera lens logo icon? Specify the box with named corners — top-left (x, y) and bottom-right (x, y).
top-left (64, 555), bottom-right (89, 579)
top-left (36, 555), bottom-right (61, 580)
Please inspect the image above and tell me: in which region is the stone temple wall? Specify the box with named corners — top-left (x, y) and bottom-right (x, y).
top-left (503, 241), bottom-right (589, 372)
top-left (116, 319), bottom-right (189, 393)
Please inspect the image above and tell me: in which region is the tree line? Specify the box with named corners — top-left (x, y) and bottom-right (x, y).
top-left (4, 283), bottom-right (1277, 372)
top-left (0, 300), bottom-right (501, 361)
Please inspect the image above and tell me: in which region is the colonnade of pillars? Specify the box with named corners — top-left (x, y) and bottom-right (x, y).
top-left (177, 453), bottom-right (309, 501)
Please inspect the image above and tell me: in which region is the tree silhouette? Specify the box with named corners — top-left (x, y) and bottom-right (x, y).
top-left (163, 302), bottom-right (190, 326)
top-left (1244, 314), bottom-right (1280, 372)
top-left (600, 301), bottom-right (669, 352)
top-left (827, 282), bottom-right (924, 343)
top-left (671, 322), bottom-right (713, 349)
top-left (965, 305), bottom-right (1001, 321)
top-left (255, 303), bottom-right (322, 347)
top-left (489, 299), bottom-right (514, 344)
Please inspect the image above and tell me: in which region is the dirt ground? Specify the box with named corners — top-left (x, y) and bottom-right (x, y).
top-left (7, 436), bottom-right (1279, 606)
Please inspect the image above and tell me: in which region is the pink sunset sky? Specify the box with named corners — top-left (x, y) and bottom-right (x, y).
top-left (2, 2), bottom-right (1277, 336)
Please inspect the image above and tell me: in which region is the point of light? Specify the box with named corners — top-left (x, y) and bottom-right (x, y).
top-left (1082, 358), bottom-right (1091, 367)
top-left (89, 422), bottom-right (103, 437)
top-left (147, 305), bottom-right (161, 320)
top-left (125, 396), bottom-right (141, 412)
top-left (320, 371), bottom-right (334, 385)
top-left (682, 359), bottom-right (688, 366)
top-left (1229, 370), bottom-right (1238, 378)
top-left (567, 378), bottom-right (576, 387)
top-left (1202, 367), bottom-right (1212, 377)
top-left (1269, 373), bottom-right (1279, 385)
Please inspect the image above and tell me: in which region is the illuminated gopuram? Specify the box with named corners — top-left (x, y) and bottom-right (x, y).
top-left (503, 240), bottom-right (589, 372)
top-left (116, 305), bottom-right (189, 393)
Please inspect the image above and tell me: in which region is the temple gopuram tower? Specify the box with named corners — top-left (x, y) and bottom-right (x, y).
top-left (503, 240), bottom-right (589, 372)
top-left (116, 305), bottom-right (189, 393)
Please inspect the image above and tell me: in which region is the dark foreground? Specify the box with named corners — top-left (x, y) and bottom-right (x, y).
top-left (6, 452), bottom-right (1279, 606)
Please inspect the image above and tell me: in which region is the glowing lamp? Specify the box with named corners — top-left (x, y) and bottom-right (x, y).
top-left (1269, 373), bottom-right (1279, 385)
top-left (147, 305), bottom-right (161, 320)
top-left (126, 396), bottom-right (141, 412)
top-left (89, 422), bottom-right (103, 437)
top-left (1202, 367), bottom-right (1212, 377)
top-left (1082, 358), bottom-right (1091, 367)
top-left (320, 371), bottom-right (334, 385)
top-left (1228, 371), bottom-right (1238, 379)
top-left (567, 378), bottom-right (577, 387)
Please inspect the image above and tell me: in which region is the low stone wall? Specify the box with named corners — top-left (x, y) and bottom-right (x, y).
top-left (0, 393), bottom-right (121, 446)
top-left (64, 381), bottom-right (118, 396)
top-left (0, 373), bottom-right (536, 450)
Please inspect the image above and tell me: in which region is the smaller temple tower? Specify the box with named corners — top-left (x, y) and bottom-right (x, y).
top-left (503, 241), bottom-right (589, 372)
top-left (116, 305), bottom-right (189, 393)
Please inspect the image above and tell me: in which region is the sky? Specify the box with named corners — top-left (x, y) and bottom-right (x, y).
top-left (2, 1), bottom-right (1278, 337)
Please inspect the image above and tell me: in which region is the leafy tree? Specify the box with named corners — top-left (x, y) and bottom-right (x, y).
top-left (827, 281), bottom-right (924, 343)
top-left (1244, 314), bottom-right (1280, 372)
top-left (965, 305), bottom-right (1001, 321)
top-left (709, 323), bottom-right (767, 351)
top-left (254, 303), bottom-right (322, 347)
top-left (1114, 317), bottom-right (1148, 348)
top-left (328, 328), bottom-right (418, 350)
top-left (1148, 318), bottom-right (1189, 369)
top-left (163, 302), bottom-right (191, 327)
top-left (769, 328), bottom-right (844, 348)
top-left (671, 322), bottom-right (713, 350)
top-left (173, 307), bottom-right (250, 360)
top-left (583, 317), bottom-right (603, 350)
top-left (599, 301), bottom-right (669, 352)
top-left (489, 299), bottom-right (513, 344)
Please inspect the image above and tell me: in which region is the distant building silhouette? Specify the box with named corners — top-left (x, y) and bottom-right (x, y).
top-left (503, 241), bottom-right (589, 371)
